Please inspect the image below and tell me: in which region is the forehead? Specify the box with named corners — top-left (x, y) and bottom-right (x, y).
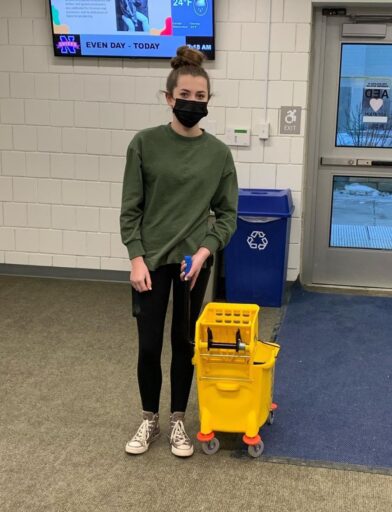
top-left (175, 74), bottom-right (208, 93)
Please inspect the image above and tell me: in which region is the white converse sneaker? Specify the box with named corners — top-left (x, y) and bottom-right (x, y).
top-left (169, 412), bottom-right (194, 457)
top-left (125, 411), bottom-right (160, 455)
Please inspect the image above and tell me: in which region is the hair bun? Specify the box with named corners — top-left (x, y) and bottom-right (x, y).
top-left (170, 45), bottom-right (205, 69)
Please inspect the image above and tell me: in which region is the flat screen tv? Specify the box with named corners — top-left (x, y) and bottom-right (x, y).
top-left (49, 0), bottom-right (215, 59)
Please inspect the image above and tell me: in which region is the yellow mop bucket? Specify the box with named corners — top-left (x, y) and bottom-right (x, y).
top-left (193, 302), bottom-right (280, 457)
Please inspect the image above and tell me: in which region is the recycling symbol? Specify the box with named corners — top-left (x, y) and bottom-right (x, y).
top-left (247, 231), bottom-right (268, 251)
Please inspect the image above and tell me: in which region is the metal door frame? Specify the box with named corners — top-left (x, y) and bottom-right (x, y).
top-left (302, 6), bottom-right (392, 292)
top-left (302, 8), bottom-right (327, 286)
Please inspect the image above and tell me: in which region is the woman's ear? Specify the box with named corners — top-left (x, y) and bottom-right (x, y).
top-left (165, 92), bottom-right (175, 108)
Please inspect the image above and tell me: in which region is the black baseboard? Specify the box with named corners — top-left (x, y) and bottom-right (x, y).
top-left (0, 264), bottom-right (129, 283)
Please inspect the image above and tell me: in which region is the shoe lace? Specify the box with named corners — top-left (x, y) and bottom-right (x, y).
top-left (170, 420), bottom-right (191, 446)
top-left (133, 419), bottom-right (154, 445)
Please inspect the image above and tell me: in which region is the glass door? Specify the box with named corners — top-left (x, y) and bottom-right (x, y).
top-left (305, 9), bottom-right (392, 289)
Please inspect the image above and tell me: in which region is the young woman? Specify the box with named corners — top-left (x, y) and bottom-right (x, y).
top-left (120, 45), bottom-right (238, 457)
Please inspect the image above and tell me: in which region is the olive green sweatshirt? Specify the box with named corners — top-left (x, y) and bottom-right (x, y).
top-left (120, 124), bottom-right (238, 270)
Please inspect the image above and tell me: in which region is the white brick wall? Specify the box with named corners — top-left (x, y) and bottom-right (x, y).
top-left (77, 207), bottom-right (100, 232)
top-left (0, 73), bottom-right (10, 97)
top-left (62, 128), bottom-right (87, 154)
top-left (228, 53), bottom-right (254, 80)
top-left (53, 255), bottom-right (76, 267)
top-left (281, 53), bottom-right (309, 81)
top-left (50, 153), bottom-right (74, 179)
top-left (99, 103), bottom-right (124, 129)
top-left (27, 204), bottom-right (51, 228)
top-left (39, 229), bottom-right (62, 254)
top-left (1, 99), bottom-right (24, 124)
top-left (2, 151), bottom-right (26, 175)
top-left (235, 163), bottom-right (250, 188)
top-left (37, 179), bottom-right (62, 204)
top-left (100, 208), bottom-right (120, 233)
top-left (37, 126), bottom-right (61, 152)
top-left (0, 125), bottom-right (12, 149)
top-left (13, 126), bottom-right (38, 151)
top-left (50, 101), bottom-right (74, 127)
top-left (10, 73), bottom-right (35, 99)
top-left (4, 203), bottom-right (27, 226)
top-left (21, 0), bottom-right (46, 18)
top-left (8, 19), bottom-right (34, 46)
top-left (0, 47), bottom-right (24, 72)
top-left (63, 231), bottom-right (86, 255)
top-left (0, 0), bottom-right (315, 279)
top-left (15, 227), bottom-right (39, 252)
top-left (75, 155), bottom-right (100, 181)
top-left (83, 76), bottom-right (110, 101)
top-left (13, 177), bottom-right (37, 202)
top-left (24, 46), bottom-right (49, 73)
top-left (52, 205), bottom-right (76, 230)
top-left (25, 99), bottom-right (50, 125)
top-left (5, 252), bottom-right (29, 264)
top-left (26, 152), bottom-right (50, 177)
top-left (35, 74), bottom-right (59, 100)
top-left (0, 18), bottom-right (8, 44)
top-left (86, 232), bottom-right (111, 257)
top-left (62, 181), bottom-right (86, 206)
top-left (250, 163), bottom-right (277, 188)
top-left (86, 129), bottom-right (111, 155)
top-left (99, 156), bottom-right (125, 182)
top-left (270, 24), bottom-right (296, 51)
top-left (77, 256), bottom-right (100, 269)
top-left (29, 253), bottom-right (53, 266)
top-left (0, 177), bottom-right (13, 201)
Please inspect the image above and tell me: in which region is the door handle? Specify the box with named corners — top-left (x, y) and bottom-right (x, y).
top-left (321, 157), bottom-right (392, 167)
top-left (321, 157), bottom-right (356, 166)
top-left (357, 159), bottom-right (392, 167)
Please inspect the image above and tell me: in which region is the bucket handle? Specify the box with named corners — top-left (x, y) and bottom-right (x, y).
top-left (216, 382), bottom-right (241, 392)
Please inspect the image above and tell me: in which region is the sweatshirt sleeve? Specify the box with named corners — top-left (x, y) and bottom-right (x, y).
top-left (120, 139), bottom-right (146, 260)
top-left (201, 150), bottom-right (238, 254)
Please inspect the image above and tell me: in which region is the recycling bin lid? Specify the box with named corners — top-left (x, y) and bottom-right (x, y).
top-left (238, 188), bottom-right (294, 217)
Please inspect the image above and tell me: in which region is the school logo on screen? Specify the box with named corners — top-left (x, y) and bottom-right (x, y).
top-left (194, 0), bottom-right (209, 16)
top-left (54, 35), bottom-right (81, 56)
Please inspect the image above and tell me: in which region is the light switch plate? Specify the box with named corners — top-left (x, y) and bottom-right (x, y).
top-left (258, 122), bottom-right (270, 140)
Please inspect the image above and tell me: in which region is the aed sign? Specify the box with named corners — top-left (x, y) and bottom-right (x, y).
top-left (362, 81), bottom-right (390, 124)
top-left (280, 106), bottom-right (302, 135)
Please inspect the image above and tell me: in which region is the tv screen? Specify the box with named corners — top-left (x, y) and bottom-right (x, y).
top-left (49, 0), bottom-right (215, 59)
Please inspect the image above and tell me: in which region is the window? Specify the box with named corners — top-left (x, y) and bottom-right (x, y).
top-left (336, 44), bottom-right (392, 148)
top-left (330, 176), bottom-right (392, 249)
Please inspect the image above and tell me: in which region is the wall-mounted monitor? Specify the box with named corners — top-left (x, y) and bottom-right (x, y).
top-left (49, 0), bottom-right (215, 59)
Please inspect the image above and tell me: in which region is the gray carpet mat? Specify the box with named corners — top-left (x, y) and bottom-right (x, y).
top-left (1, 276), bottom-right (391, 512)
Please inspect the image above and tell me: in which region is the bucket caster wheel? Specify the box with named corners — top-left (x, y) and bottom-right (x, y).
top-left (248, 441), bottom-right (264, 458)
top-left (201, 437), bottom-right (220, 455)
top-left (268, 403), bottom-right (278, 425)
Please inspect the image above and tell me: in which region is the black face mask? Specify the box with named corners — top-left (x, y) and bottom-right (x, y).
top-left (173, 98), bottom-right (208, 128)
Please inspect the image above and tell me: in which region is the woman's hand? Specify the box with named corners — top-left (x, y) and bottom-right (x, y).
top-left (180, 247), bottom-right (211, 290)
top-left (130, 256), bottom-right (152, 292)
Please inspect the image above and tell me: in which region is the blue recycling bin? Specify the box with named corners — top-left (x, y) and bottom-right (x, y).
top-left (224, 189), bottom-right (294, 307)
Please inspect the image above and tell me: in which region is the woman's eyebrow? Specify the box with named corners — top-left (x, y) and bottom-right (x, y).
top-left (179, 88), bottom-right (206, 94)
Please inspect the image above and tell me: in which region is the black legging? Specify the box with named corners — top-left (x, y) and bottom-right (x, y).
top-left (132, 262), bottom-right (211, 414)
